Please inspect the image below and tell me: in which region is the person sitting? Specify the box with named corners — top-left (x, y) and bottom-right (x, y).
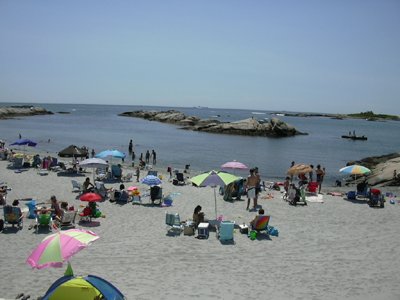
top-left (250, 208), bottom-right (265, 229)
top-left (357, 180), bottom-right (369, 196)
top-left (82, 177), bottom-right (94, 193)
top-left (50, 195), bottom-right (62, 220)
top-left (193, 205), bottom-right (205, 228)
top-left (298, 173), bottom-right (308, 186)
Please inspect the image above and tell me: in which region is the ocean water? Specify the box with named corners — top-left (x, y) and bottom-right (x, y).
top-left (1, 102), bottom-right (399, 184)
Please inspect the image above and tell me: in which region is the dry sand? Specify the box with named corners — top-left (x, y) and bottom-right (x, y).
top-left (1, 158), bottom-right (400, 300)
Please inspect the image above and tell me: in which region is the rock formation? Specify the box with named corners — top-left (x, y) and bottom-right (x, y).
top-left (119, 110), bottom-right (306, 137)
top-left (0, 106), bottom-right (53, 119)
top-left (346, 153), bottom-right (400, 187)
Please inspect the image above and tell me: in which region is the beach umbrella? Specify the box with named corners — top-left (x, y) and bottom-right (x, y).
top-left (26, 228), bottom-right (99, 270)
top-left (10, 138), bottom-right (37, 147)
top-left (141, 175), bottom-right (162, 186)
top-left (79, 158), bottom-right (108, 181)
top-left (78, 158), bottom-right (108, 169)
top-left (58, 145), bottom-right (86, 158)
top-left (339, 165), bottom-right (371, 175)
top-left (190, 170), bottom-right (240, 218)
top-left (80, 192), bottom-right (102, 202)
top-left (221, 160), bottom-right (248, 170)
top-left (287, 164), bottom-right (312, 176)
top-left (95, 149), bottom-right (126, 159)
top-left (339, 165), bottom-right (371, 181)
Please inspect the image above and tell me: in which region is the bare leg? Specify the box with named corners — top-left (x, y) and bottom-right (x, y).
top-left (246, 198), bottom-right (250, 210)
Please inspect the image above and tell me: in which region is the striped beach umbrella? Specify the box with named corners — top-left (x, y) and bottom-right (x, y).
top-left (339, 165), bottom-right (371, 175)
top-left (26, 229), bottom-right (99, 270)
top-left (141, 175), bottom-right (162, 186)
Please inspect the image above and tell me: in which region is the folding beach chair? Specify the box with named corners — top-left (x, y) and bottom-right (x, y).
top-left (35, 213), bottom-right (54, 233)
top-left (165, 212), bottom-right (183, 235)
top-left (251, 215), bottom-right (270, 236)
top-left (57, 211), bottom-right (77, 229)
top-left (71, 180), bottom-right (82, 193)
top-left (3, 205), bottom-right (23, 230)
top-left (218, 221), bottom-right (235, 243)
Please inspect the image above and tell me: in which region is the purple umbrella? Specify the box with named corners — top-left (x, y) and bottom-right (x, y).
top-left (10, 139), bottom-right (37, 147)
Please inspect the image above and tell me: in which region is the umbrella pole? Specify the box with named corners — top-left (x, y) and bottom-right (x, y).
top-left (214, 186), bottom-right (217, 219)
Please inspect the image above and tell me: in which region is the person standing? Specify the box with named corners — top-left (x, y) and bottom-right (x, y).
top-left (316, 165), bottom-right (325, 194)
top-left (131, 151), bottom-right (136, 167)
top-left (152, 149), bottom-right (156, 165)
top-left (145, 150), bottom-right (150, 164)
top-left (91, 149), bottom-right (95, 158)
top-left (245, 168), bottom-right (258, 210)
top-left (309, 165), bottom-right (314, 182)
top-left (135, 166), bottom-right (140, 182)
top-left (128, 140), bottom-right (133, 153)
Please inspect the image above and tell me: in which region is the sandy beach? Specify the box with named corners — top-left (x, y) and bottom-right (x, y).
top-left (1, 156), bottom-right (400, 300)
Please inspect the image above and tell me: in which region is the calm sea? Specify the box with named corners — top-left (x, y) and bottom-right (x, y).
top-left (1, 102), bottom-right (399, 185)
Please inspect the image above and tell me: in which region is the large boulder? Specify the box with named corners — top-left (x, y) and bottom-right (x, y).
top-left (119, 110), bottom-right (306, 137)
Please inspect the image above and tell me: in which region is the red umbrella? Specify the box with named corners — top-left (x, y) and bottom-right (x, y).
top-left (79, 192), bottom-right (102, 202)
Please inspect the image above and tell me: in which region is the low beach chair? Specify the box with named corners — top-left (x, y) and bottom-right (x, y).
top-left (58, 211), bottom-right (77, 229)
top-left (122, 172), bottom-right (133, 182)
top-left (35, 213), bottom-right (53, 233)
top-left (71, 180), bottom-right (82, 193)
top-left (3, 205), bottom-right (23, 230)
top-left (150, 186), bottom-right (163, 205)
top-left (306, 182), bottom-right (319, 195)
top-left (176, 172), bottom-right (185, 185)
top-left (251, 215), bottom-right (270, 236)
top-left (218, 221), bottom-right (235, 243)
top-left (165, 212), bottom-right (183, 235)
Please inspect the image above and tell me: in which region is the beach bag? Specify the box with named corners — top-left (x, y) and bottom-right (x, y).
top-left (347, 191), bottom-right (356, 200)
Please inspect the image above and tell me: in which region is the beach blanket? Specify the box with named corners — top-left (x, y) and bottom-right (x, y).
top-left (306, 194), bottom-right (324, 203)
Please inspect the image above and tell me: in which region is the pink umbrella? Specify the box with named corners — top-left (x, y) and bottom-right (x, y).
top-left (26, 228), bottom-right (99, 269)
top-left (221, 161), bottom-right (248, 170)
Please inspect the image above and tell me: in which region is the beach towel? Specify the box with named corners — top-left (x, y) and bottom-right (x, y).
top-left (306, 194), bottom-right (324, 203)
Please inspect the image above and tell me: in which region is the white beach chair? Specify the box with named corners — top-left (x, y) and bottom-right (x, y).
top-left (71, 180), bottom-right (82, 193)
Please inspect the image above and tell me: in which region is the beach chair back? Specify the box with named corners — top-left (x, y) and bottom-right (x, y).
top-left (253, 215), bottom-right (270, 231)
top-left (60, 211), bottom-right (77, 227)
top-left (219, 221), bottom-right (235, 241)
top-left (3, 206), bottom-right (22, 223)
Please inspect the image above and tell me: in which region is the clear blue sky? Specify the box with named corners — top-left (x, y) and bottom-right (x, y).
top-left (1, 1), bottom-right (399, 114)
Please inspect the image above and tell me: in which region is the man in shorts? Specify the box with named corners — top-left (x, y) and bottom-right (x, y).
top-left (245, 168), bottom-right (258, 210)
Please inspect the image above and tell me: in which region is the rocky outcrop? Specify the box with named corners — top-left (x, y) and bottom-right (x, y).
top-left (346, 153), bottom-right (400, 186)
top-left (119, 110), bottom-right (306, 137)
top-left (0, 106), bottom-right (53, 119)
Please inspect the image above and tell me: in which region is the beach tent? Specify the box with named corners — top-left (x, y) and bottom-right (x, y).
top-left (58, 145), bottom-right (88, 158)
top-left (41, 275), bottom-right (126, 300)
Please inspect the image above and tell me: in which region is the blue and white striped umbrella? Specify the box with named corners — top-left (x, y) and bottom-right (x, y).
top-left (141, 175), bottom-right (162, 186)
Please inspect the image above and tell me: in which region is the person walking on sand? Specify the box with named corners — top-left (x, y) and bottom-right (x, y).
top-left (316, 165), bottom-right (325, 194)
top-left (245, 168), bottom-right (258, 210)
top-left (135, 166), bottom-right (140, 182)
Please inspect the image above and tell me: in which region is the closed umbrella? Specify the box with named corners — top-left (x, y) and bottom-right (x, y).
top-left (190, 170), bottom-right (240, 218)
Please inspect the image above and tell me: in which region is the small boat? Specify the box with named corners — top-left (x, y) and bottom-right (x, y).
top-left (341, 135), bottom-right (368, 141)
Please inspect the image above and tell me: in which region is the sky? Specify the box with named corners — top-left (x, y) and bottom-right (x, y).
top-left (0, 1), bottom-right (399, 114)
